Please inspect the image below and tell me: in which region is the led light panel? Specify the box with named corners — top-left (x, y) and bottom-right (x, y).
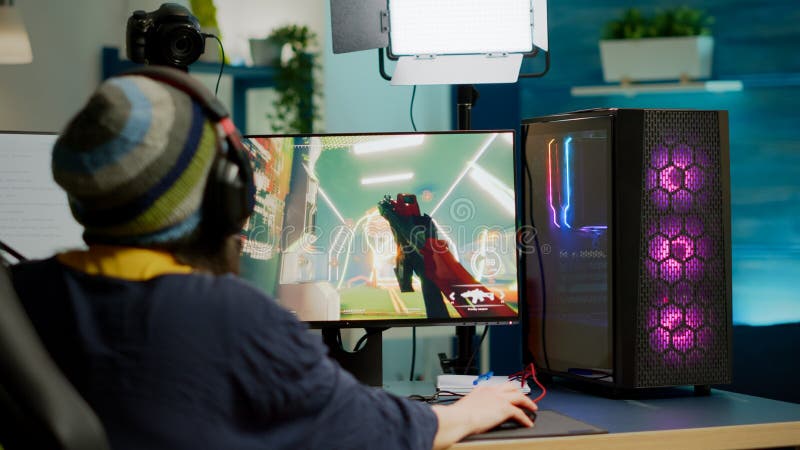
top-left (388, 0), bottom-right (533, 56)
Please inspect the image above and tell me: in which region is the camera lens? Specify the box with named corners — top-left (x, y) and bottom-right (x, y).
top-left (171, 32), bottom-right (193, 56)
top-left (156, 23), bottom-right (204, 68)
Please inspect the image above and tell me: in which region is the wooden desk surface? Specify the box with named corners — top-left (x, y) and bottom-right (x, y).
top-left (454, 421), bottom-right (800, 449)
top-left (456, 385), bottom-right (800, 449)
top-left (385, 382), bottom-right (800, 449)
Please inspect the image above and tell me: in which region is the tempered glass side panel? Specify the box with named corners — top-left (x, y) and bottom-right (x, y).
top-left (524, 117), bottom-right (612, 375)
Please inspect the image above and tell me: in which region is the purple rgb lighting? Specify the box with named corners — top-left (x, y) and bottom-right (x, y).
top-left (651, 145), bottom-right (670, 169)
top-left (685, 166), bottom-right (705, 191)
top-left (650, 328), bottom-right (671, 352)
top-left (660, 258), bottom-right (683, 283)
top-left (685, 306), bottom-right (704, 329)
top-left (665, 350), bottom-right (682, 367)
top-left (674, 282), bottom-right (693, 305)
top-left (686, 258), bottom-right (705, 281)
top-left (649, 235), bottom-right (670, 261)
top-left (672, 328), bottom-right (694, 352)
top-left (646, 169), bottom-right (658, 190)
top-left (697, 328), bottom-right (713, 349)
top-left (673, 145), bottom-right (693, 169)
top-left (652, 189), bottom-right (670, 210)
top-left (686, 216), bottom-right (704, 237)
top-left (697, 236), bottom-right (713, 259)
top-left (647, 308), bottom-right (659, 327)
top-left (672, 190), bottom-right (693, 213)
top-left (644, 131), bottom-right (719, 365)
top-left (695, 149), bottom-right (712, 167)
top-left (670, 235), bottom-right (694, 261)
top-left (660, 215), bottom-right (682, 238)
top-left (660, 305), bottom-right (683, 330)
top-left (646, 260), bottom-right (659, 279)
top-left (660, 166), bottom-right (684, 192)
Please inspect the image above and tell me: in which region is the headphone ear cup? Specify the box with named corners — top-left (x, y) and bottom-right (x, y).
top-left (203, 138), bottom-right (255, 237)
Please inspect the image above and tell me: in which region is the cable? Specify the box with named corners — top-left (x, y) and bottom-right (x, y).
top-left (353, 332), bottom-right (370, 352)
top-left (377, 48), bottom-right (392, 81)
top-left (352, 327), bottom-right (388, 353)
top-left (462, 325), bottom-right (490, 375)
top-left (409, 85), bottom-right (418, 131)
top-left (521, 126), bottom-right (550, 371)
top-left (408, 390), bottom-right (464, 404)
top-left (509, 363), bottom-right (547, 403)
top-left (206, 33), bottom-right (225, 96)
top-left (409, 327), bottom-right (416, 381)
top-left (0, 240), bottom-right (26, 263)
top-left (518, 49), bottom-right (550, 79)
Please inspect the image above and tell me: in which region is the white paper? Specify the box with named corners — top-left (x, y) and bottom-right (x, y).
top-left (437, 374), bottom-right (531, 394)
top-left (0, 133), bottom-right (84, 260)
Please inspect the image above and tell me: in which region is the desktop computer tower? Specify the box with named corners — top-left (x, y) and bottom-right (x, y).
top-left (521, 108), bottom-right (732, 390)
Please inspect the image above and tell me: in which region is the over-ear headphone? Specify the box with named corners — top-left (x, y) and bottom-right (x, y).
top-left (118, 66), bottom-right (255, 238)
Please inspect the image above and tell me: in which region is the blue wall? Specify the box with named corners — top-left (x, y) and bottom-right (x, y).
top-left (508, 0), bottom-right (800, 326)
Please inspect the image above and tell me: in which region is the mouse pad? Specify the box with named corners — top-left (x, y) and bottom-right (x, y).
top-left (462, 410), bottom-right (607, 441)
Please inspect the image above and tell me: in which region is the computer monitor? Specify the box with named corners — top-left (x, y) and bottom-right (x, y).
top-left (238, 131), bottom-right (522, 331)
top-left (237, 131), bottom-right (522, 384)
top-left (0, 132), bottom-right (84, 262)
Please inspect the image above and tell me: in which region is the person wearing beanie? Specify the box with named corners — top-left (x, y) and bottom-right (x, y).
top-left (9, 70), bottom-right (536, 450)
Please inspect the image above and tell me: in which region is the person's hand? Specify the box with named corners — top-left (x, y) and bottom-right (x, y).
top-left (431, 383), bottom-right (538, 449)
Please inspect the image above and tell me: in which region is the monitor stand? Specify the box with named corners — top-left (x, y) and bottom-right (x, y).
top-left (322, 328), bottom-right (385, 387)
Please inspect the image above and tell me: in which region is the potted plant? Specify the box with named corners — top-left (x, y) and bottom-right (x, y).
top-left (264, 25), bottom-right (321, 134)
top-left (599, 7), bottom-right (714, 83)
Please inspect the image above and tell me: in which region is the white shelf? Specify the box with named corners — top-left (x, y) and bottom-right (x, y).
top-left (570, 80), bottom-right (744, 97)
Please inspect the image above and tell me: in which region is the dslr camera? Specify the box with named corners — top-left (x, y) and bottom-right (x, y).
top-left (126, 3), bottom-right (206, 70)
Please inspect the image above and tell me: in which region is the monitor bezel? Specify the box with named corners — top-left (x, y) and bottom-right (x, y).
top-left (241, 130), bottom-right (523, 329)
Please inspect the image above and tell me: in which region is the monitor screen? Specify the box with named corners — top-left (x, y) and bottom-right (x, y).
top-left (238, 131), bottom-right (520, 327)
top-left (0, 132), bottom-right (84, 261)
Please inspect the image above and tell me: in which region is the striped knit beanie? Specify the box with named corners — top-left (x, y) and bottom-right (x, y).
top-left (52, 75), bottom-right (218, 246)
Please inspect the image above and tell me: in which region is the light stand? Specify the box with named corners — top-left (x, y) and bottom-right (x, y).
top-left (448, 84), bottom-right (482, 375)
top-left (334, 0), bottom-right (551, 378)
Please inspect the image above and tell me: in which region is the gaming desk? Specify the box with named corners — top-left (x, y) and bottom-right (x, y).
top-left (385, 382), bottom-right (800, 449)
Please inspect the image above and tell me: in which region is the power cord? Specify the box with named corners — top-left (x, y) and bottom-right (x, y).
top-left (462, 325), bottom-right (490, 375)
top-left (509, 362), bottom-right (547, 403)
top-left (205, 33), bottom-right (225, 96)
top-left (352, 328), bottom-right (387, 352)
top-left (521, 126), bottom-right (551, 371)
top-left (0, 240), bottom-right (26, 264)
top-left (409, 85), bottom-right (417, 131)
top-left (409, 327), bottom-right (416, 381)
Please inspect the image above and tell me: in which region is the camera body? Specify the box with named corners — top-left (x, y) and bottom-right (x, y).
top-left (126, 3), bottom-right (206, 71)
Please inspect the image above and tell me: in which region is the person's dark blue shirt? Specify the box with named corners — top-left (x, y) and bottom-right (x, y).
top-left (11, 249), bottom-right (437, 450)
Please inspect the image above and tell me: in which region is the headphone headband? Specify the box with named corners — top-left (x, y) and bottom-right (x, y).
top-left (120, 66), bottom-right (229, 120)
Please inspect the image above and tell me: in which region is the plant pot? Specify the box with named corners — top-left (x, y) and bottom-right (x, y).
top-left (599, 36), bottom-right (714, 83)
top-left (249, 38), bottom-right (283, 67)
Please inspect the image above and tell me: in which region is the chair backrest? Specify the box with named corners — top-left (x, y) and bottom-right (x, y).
top-left (0, 264), bottom-right (111, 450)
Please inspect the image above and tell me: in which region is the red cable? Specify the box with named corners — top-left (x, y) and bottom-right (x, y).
top-left (508, 363), bottom-right (547, 403)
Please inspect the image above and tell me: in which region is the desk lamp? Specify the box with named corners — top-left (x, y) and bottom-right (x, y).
top-left (0, 0), bottom-right (33, 64)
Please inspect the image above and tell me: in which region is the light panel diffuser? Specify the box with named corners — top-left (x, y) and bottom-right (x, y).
top-left (388, 0), bottom-right (533, 56)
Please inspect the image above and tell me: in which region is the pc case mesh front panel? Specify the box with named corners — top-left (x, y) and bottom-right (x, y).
top-left (636, 110), bottom-right (729, 387)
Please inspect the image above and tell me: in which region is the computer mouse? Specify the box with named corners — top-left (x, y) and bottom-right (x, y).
top-left (490, 409), bottom-right (537, 431)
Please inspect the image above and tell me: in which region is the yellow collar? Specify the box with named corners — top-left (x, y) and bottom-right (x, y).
top-left (57, 245), bottom-right (194, 281)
